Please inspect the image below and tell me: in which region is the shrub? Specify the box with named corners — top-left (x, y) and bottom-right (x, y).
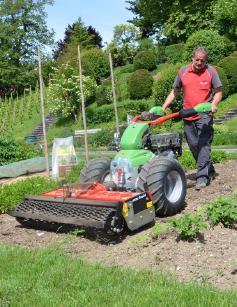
top-left (87, 104), bottom-right (115, 124)
top-left (114, 64), bottom-right (134, 76)
top-left (115, 72), bottom-right (131, 102)
top-left (223, 37), bottom-right (236, 56)
top-left (179, 149), bottom-right (230, 171)
top-left (218, 56), bottom-right (237, 94)
top-left (214, 66), bottom-right (229, 99)
top-left (230, 51), bottom-right (237, 57)
top-left (119, 99), bottom-right (150, 121)
top-left (48, 64), bottom-right (97, 119)
top-left (213, 132), bottom-right (237, 145)
top-left (155, 44), bottom-right (166, 64)
top-left (165, 43), bottom-right (185, 64)
top-left (90, 128), bottom-right (114, 147)
top-left (81, 48), bottom-right (110, 83)
top-left (0, 137), bottom-right (41, 166)
top-left (128, 69), bottom-right (154, 99)
top-left (96, 84), bottom-right (112, 106)
top-left (133, 50), bottom-right (157, 71)
top-left (87, 99), bottom-right (150, 125)
top-left (153, 64), bottom-right (183, 111)
top-left (184, 30), bottom-right (228, 64)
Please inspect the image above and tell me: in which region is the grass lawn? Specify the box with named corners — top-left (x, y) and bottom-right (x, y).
top-left (0, 244), bottom-right (236, 306)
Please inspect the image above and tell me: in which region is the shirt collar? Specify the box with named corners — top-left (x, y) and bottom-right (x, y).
top-left (189, 63), bottom-right (207, 73)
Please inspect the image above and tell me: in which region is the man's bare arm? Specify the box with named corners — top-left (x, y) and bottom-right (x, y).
top-left (162, 88), bottom-right (179, 111)
top-left (211, 87), bottom-right (223, 113)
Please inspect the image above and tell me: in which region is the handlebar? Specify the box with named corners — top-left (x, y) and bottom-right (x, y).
top-left (132, 102), bottom-right (212, 126)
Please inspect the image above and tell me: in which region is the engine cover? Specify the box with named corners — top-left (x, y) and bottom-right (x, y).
top-left (149, 132), bottom-right (182, 156)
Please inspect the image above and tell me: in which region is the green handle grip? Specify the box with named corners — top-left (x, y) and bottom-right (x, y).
top-left (193, 102), bottom-right (212, 113)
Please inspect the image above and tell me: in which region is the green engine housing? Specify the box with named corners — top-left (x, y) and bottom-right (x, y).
top-left (120, 123), bottom-right (148, 150)
top-left (115, 122), bottom-right (152, 167)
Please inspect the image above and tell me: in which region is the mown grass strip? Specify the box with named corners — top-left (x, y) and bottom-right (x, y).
top-left (0, 245), bottom-right (236, 306)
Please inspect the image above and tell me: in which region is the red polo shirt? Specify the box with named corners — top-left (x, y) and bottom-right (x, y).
top-left (173, 64), bottom-right (222, 120)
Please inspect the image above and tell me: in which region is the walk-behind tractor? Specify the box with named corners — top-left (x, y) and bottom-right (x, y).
top-left (10, 103), bottom-right (212, 237)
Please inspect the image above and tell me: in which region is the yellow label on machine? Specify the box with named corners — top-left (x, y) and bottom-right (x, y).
top-left (146, 201), bottom-right (153, 208)
top-left (122, 203), bottom-right (129, 217)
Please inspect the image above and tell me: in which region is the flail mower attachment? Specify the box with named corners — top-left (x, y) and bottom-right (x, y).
top-left (9, 183), bottom-right (155, 235)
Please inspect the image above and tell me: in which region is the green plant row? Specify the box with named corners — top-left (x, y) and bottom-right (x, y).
top-left (0, 87), bottom-right (48, 137)
top-left (151, 194), bottom-right (237, 241)
top-left (0, 136), bottom-right (42, 166)
top-left (0, 162), bottom-right (86, 214)
top-left (0, 177), bottom-right (60, 214)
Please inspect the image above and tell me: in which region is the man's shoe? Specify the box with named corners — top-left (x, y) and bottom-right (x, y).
top-left (209, 170), bottom-right (217, 180)
top-left (195, 177), bottom-right (208, 190)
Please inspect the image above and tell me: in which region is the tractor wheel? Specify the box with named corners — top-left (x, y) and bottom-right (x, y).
top-left (79, 157), bottom-right (111, 184)
top-left (136, 159), bottom-right (153, 192)
top-left (146, 157), bottom-right (186, 217)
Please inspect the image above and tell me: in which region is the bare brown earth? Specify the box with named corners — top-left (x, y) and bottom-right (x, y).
top-left (0, 160), bottom-right (237, 289)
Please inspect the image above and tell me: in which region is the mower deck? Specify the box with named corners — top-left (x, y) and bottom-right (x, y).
top-left (9, 183), bottom-right (155, 234)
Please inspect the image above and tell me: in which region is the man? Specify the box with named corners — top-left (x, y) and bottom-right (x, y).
top-left (162, 46), bottom-right (223, 190)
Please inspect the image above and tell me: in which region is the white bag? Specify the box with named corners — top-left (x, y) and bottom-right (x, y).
top-left (51, 136), bottom-right (77, 179)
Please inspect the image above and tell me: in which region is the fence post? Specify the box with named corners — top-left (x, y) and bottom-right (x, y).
top-left (109, 53), bottom-right (120, 135)
top-left (77, 45), bottom-right (89, 163)
top-left (37, 46), bottom-right (50, 177)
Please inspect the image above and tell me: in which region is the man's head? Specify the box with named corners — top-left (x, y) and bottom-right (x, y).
top-left (192, 46), bottom-right (208, 71)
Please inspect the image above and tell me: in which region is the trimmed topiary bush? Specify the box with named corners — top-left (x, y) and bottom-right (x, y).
top-left (214, 66), bottom-right (229, 99)
top-left (184, 30), bottom-right (228, 64)
top-left (128, 69), bottom-right (154, 99)
top-left (133, 50), bottom-right (157, 71)
top-left (165, 43), bottom-right (185, 64)
top-left (81, 48), bottom-right (110, 83)
top-left (153, 64), bottom-right (183, 111)
top-left (218, 56), bottom-right (237, 94)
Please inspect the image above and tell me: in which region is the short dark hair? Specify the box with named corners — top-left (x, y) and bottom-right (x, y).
top-left (192, 46), bottom-right (208, 58)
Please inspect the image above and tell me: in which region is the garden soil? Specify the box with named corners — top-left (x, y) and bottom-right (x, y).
top-left (0, 160), bottom-right (236, 290)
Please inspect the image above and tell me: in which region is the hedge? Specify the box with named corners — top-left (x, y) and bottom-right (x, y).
top-left (153, 64), bottom-right (183, 111)
top-left (218, 56), bottom-right (237, 94)
top-left (128, 69), bottom-right (154, 99)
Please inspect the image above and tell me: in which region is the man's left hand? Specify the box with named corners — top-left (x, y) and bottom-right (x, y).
top-left (211, 104), bottom-right (218, 113)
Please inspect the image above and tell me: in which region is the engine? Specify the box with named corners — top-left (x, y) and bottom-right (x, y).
top-left (144, 132), bottom-right (182, 157)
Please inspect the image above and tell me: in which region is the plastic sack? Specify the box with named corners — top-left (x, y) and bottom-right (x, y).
top-left (51, 136), bottom-right (77, 179)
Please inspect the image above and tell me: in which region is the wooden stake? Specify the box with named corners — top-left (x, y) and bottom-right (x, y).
top-left (109, 53), bottom-right (120, 135)
top-left (37, 46), bottom-right (50, 176)
top-left (77, 45), bottom-right (89, 163)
